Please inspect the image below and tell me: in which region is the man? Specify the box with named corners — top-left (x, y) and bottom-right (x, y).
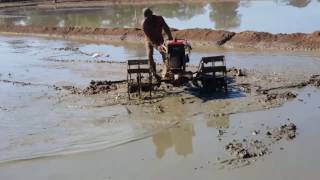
top-left (142, 8), bottom-right (173, 81)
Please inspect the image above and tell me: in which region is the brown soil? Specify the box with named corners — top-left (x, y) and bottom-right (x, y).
top-left (174, 29), bottom-right (235, 46)
top-left (0, 25), bottom-right (319, 51)
top-left (224, 31), bottom-right (320, 51)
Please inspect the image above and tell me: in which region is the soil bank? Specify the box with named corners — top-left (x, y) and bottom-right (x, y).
top-left (0, 25), bottom-right (320, 52)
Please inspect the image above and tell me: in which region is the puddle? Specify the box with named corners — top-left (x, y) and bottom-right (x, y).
top-left (1, 87), bottom-right (319, 180)
top-left (1, 0), bottom-right (320, 33)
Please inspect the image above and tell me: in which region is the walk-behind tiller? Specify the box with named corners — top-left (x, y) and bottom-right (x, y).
top-left (127, 39), bottom-right (228, 99)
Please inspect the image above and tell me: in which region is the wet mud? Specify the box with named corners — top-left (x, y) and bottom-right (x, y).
top-left (0, 2), bottom-right (319, 179)
top-left (80, 80), bottom-right (123, 95)
top-left (61, 66), bottom-right (320, 108)
top-left (0, 25), bottom-right (320, 51)
top-left (222, 122), bottom-right (297, 169)
top-left (267, 122), bottom-right (297, 141)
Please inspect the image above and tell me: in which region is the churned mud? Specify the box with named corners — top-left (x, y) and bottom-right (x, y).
top-left (0, 25), bottom-right (320, 51)
top-left (62, 68), bottom-right (320, 107)
top-left (222, 122), bottom-right (297, 168)
top-left (1, 33), bottom-right (320, 180)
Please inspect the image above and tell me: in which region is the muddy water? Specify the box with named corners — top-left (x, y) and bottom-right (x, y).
top-left (1, 0), bottom-right (320, 33)
top-left (0, 35), bottom-right (142, 86)
top-left (1, 35), bottom-right (320, 87)
top-left (1, 87), bottom-right (320, 180)
top-left (1, 34), bottom-right (320, 171)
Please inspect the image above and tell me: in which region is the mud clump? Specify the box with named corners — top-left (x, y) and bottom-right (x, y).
top-left (265, 91), bottom-right (297, 102)
top-left (222, 139), bottom-right (270, 168)
top-left (82, 80), bottom-right (118, 95)
top-left (228, 67), bottom-right (248, 77)
top-left (225, 140), bottom-right (269, 159)
top-left (223, 123), bottom-right (298, 168)
top-left (65, 80), bottom-right (125, 95)
top-left (266, 123), bottom-right (297, 141)
top-left (308, 75), bottom-right (320, 87)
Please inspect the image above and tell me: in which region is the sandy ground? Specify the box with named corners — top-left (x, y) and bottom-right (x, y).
top-left (0, 33), bottom-right (320, 179)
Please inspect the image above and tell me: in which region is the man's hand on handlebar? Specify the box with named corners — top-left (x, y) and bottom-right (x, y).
top-left (157, 45), bottom-right (167, 53)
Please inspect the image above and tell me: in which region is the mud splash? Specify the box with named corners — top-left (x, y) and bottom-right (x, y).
top-left (0, 25), bottom-right (320, 51)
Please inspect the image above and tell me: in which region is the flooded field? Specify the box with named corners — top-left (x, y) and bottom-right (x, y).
top-left (0, 33), bottom-right (320, 166)
top-left (0, 1), bottom-right (320, 179)
top-left (0, 0), bottom-right (320, 33)
top-left (1, 88), bottom-right (320, 180)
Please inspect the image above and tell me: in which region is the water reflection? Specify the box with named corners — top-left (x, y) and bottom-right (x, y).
top-left (0, 0), bottom-right (319, 33)
top-left (151, 115), bottom-right (230, 159)
top-left (206, 115), bottom-right (230, 129)
top-left (286, 0), bottom-right (311, 7)
top-left (209, 2), bottom-right (240, 30)
top-left (0, 4), bottom-right (205, 28)
top-left (154, 3), bottom-right (205, 21)
top-left (152, 123), bottom-right (195, 159)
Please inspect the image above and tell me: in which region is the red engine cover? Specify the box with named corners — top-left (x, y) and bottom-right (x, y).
top-left (167, 39), bottom-right (186, 45)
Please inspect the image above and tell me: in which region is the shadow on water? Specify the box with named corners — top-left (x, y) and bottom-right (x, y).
top-left (183, 76), bottom-right (245, 103)
top-left (152, 122), bottom-right (195, 159)
top-left (151, 110), bottom-right (231, 159)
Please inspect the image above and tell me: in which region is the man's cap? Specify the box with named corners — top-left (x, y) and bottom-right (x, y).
top-left (143, 8), bottom-right (153, 18)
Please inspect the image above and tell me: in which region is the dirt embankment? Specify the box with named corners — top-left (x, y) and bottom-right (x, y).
top-left (0, 25), bottom-right (320, 51)
top-left (0, 25), bottom-right (235, 46)
top-left (225, 31), bottom-right (320, 51)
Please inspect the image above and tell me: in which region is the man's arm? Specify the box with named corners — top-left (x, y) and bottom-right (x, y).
top-left (160, 17), bottom-right (173, 40)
